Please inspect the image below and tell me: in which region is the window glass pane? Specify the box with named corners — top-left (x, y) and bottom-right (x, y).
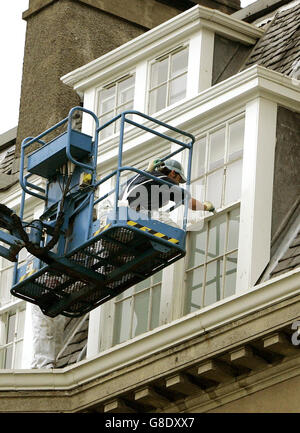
top-left (100, 86), bottom-right (115, 114)
top-left (192, 136), bottom-right (206, 179)
top-left (153, 270), bottom-right (162, 285)
top-left (134, 277), bottom-right (151, 294)
top-left (0, 348), bottom-right (5, 369)
top-left (132, 290), bottom-right (150, 337)
top-left (99, 111), bottom-right (115, 138)
top-left (116, 101), bottom-right (134, 115)
top-left (0, 267), bottom-right (13, 306)
top-left (100, 85), bottom-right (115, 100)
top-left (190, 179), bottom-right (205, 212)
top-left (149, 85), bottom-right (167, 114)
top-left (113, 298), bottom-right (131, 344)
top-left (206, 169), bottom-right (223, 210)
top-left (208, 214), bottom-right (226, 260)
top-left (118, 76), bottom-right (135, 105)
top-left (17, 310), bottom-right (25, 339)
top-left (4, 345), bottom-right (13, 369)
top-left (14, 341), bottom-right (23, 369)
top-left (101, 96), bottom-right (115, 114)
top-left (187, 228), bottom-right (207, 268)
top-left (224, 253), bottom-right (238, 297)
top-left (7, 314), bottom-right (15, 343)
top-left (171, 48), bottom-right (188, 78)
top-left (150, 58), bottom-right (168, 88)
top-left (228, 118), bottom-right (244, 161)
top-left (118, 75), bottom-right (135, 92)
top-left (204, 259), bottom-right (223, 306)
top-left (186, 266), bottom-right (204, 313)
top-left (227, 208), bottom-right (240, 252)
top-left (209, 128), bottom-right (225, 171)
top-left (224, 159), bottom-right (243, 205)
top-left (169, 74), bottom-right (187, 105)
top-left (150, 284), bottom-right (161, 329)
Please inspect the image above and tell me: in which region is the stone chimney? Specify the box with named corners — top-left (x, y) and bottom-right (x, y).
top-left (15, 0), bottom-right (240, 158)
top-left (15, 0), bottom-right (185, 157)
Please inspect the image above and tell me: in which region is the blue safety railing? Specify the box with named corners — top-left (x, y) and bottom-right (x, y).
top-left (18, 107), bottom-right (195, 237)
top-left (11, 107), bottom-right (195, 317)
top-left (94, 110), bottom-right (195, 232)
top-left (19, 106), bottom-right (99, 200)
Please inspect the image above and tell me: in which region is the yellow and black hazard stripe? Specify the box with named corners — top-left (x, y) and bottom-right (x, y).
top-left (127, 220), bottom-right (179, 244)
top-left (19, 269), bottom-right (36, 283)
top-left (93, 223), bottom-right (111, 237)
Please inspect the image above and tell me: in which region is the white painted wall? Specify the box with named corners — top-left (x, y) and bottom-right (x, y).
top-left (236, 97), bottom-right (277, 292)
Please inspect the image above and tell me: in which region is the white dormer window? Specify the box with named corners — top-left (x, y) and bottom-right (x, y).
top-left (184, 115), bottom-right (245, 313)
top-left (148, 46), bottom-right (189, 115)
top-left (192, 116), bottom-right (244, 210)
top-left (98, 74), bottom-right (135, 138)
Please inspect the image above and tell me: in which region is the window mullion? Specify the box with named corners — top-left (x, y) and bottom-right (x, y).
top-left (166, 54), bottom-right (172, 107)
top-left (201, 222), bottom-right (209, 307)
top-left (223, 121), bottom-right (230, 207)
top-left (129, 295), bottom-right (135, 339)
top-left (221, 212), bottom-right (230, 299)
top-left (113, 82), bottom-right (118, 134)
top-left (10, 311), bottom-right (18, 368)
top-left (148, 285), bottom-right (153, 331)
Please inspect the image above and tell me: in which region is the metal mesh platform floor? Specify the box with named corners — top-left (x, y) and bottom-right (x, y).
top-left (11, 225), bottom-right (185, 317)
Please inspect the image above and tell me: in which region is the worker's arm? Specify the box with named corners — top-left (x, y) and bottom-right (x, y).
top-left (189, 198), bottom-right (215, 212)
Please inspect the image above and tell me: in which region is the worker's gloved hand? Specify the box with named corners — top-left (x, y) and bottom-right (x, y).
top-left (203, 201), bottom-right (215, 212)
top-left (146, 159), bottom-right (165, 172)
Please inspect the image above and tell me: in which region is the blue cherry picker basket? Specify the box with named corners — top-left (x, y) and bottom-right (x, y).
top-left (10, 108), bottom-right (194, 317)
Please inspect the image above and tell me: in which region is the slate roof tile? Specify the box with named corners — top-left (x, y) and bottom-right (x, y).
top-left (290, 233), bottom-right (300, 248)
top-left (271, 230), bottom-right (300, 278)
top-left (0, 146), bottom-right (15, 174)
top-left (55, 315), bottom-right (89, 368)
top-left (244, 3), bottom-right (300, 77)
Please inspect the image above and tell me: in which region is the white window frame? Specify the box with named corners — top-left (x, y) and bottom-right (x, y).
top-left (0, 304), bottom-right (26, 369)
top-left (112, 272), bottom-right (163, 346)
top-left (147, 44), bottom-right (190, 115)
top-left (184, 202), bottom-right (240, 315)
top-left (0, 253), bottom-right (16, 307)
top-left (189, 113), bottom-right (245, 211)
top-left (168, 111), bottom-right (245, 319)
top-left (95, 72), bottom-right (136, 138)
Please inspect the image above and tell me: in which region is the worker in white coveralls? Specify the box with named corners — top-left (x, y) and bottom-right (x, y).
top-left (31, 302), bottom-right (66, 368)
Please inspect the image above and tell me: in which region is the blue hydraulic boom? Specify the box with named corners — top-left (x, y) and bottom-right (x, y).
top-left (0, 107), bottom-right (194, 317)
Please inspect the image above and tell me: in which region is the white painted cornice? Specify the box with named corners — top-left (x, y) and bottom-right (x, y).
top-left (61, 5), bottom-right (264, 92)
top-left (0, 267), bottom-right (299, 392)
top-left (166, 64), bottom-right (300, 126)
top-left (94, 65), bottom-right (300, 172)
